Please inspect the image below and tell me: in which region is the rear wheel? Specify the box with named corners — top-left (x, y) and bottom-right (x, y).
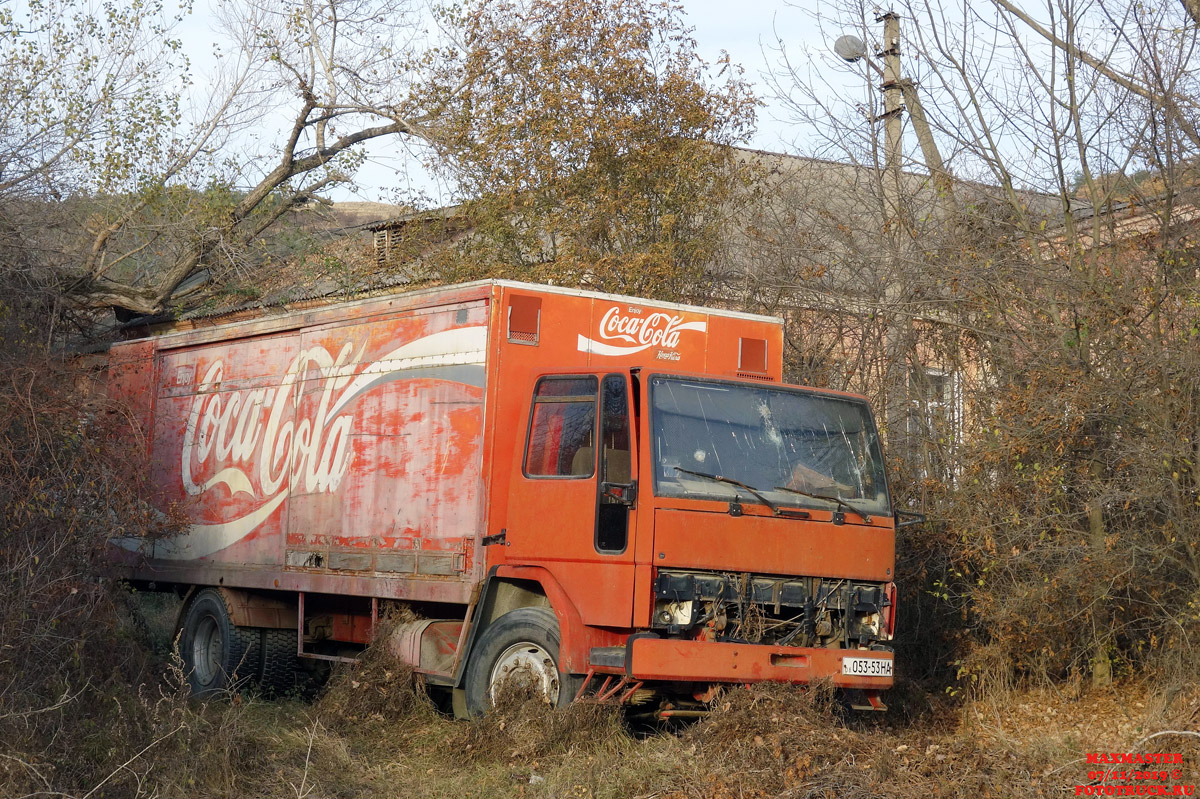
top-left (463, 607), bottom-right (580, 716)
top-left (258, 627), bottom-right (301, 696)
top-left (179, 589), bottom-right (258, 697)
top-left (257, 627), bottom-right (328, 697)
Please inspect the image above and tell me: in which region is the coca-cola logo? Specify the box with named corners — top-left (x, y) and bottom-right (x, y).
top-left (182, 342), bottom-right (358, 504)
top-left (578, 306), bottom-right (707, 356)
top-left (112, 326), bottom-right (487, 561)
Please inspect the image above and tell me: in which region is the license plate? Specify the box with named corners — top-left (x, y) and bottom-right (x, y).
top-left (841, 656), bottom-right (893, 677)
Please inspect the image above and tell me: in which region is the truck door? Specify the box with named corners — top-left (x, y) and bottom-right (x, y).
top-left (504, 372), bottom-right (638, 627)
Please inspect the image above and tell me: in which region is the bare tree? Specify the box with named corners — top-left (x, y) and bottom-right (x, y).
top-left (0, 1), bottom-right (192, 197)
top-left (0, 0), bottom-right (453, 318)
top-left (59, 0), bottom-right (453, 316)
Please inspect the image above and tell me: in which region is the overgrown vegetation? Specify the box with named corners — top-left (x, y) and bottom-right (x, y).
top-left (0, 296), bottom-right (164, 793)
top-left (752, 0), bottom-right (1200, 694)
top-left (8, 623), bottom-right (1199, 799)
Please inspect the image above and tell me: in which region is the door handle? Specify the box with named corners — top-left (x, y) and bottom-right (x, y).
top-left (601, 480), bottom-right (637, 508)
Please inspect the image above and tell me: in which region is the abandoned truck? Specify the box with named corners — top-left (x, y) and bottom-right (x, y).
top-left (104, 280), bottom-right (897, 716)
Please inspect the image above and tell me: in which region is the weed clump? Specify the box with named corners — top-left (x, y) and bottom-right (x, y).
top-left (681, 681), bottom-right (846, 795)
top-left (456, 686), bottom-right (627, 765)
top-left (318, 645), bottom-right (437, 730)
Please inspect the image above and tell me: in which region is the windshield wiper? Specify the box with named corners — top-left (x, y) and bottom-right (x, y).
top-left (674, 467), bottom-right (806, 518)
top-left (772, 485), bottom-right (871, 523)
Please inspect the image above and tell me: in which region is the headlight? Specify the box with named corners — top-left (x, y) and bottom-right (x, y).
top-left (859, 612), bottom-right (881, 636)
top-left (654, 599), bottom-right (694, 626)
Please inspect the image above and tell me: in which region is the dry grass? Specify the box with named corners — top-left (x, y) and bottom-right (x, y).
top-left (62, 651), bottom-right (1200, 799)
top-left (9, 588), bottom-right (1200, 799)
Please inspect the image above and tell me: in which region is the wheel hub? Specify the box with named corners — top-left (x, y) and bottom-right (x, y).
top-left (489, 642), bottom-right (560, 706)
top-left (192, 615), bottom-right (223, 686)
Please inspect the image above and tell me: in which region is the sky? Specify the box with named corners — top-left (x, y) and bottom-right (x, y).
top-left (686, 0), bottom-right (812, 151)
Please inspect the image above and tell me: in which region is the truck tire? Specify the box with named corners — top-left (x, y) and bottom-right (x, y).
top-left (255, 627), bottom-right (329, 698)
top-left (463, 607), bottom-right (580, 716)
top-left (258, 627), bottom-right (300, 696)
top-left (179, 588), bottom-right (259, 697)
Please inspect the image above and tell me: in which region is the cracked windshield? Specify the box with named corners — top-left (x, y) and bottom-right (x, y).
top-left (651, 377), bottom-right (891, 517)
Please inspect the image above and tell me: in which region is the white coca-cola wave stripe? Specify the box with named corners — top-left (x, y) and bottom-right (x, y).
top-left (112, 325), bottom-right (487, 561)
top-left (328, 326), bottom-right (487, 417)
top-left (120, 491), bottom-right (289, 562)
top-left (577, 334), bottom-right (655, 356)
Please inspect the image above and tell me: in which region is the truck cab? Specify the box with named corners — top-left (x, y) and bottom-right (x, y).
top-left (480, 366), bottom-right (895, 714)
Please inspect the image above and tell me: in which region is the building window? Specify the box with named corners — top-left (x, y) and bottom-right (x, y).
top-left (907, 366), bottom-right (960, 481)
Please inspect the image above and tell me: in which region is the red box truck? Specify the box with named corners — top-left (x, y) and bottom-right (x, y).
top-left (105, 280), bottom-right (897, 715)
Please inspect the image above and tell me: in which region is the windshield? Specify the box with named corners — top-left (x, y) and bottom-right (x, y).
top-left (650, 376), bottom-right (891, 518)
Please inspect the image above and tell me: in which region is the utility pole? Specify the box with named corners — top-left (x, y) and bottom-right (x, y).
top-left (835, 13), bottom-right (956, 219)
top-left (877, 11), bottom-right (904, 232)
top-left (875, 12), bottom-right (908, 466)
top-left (833, 12), bottom-right (959, 475)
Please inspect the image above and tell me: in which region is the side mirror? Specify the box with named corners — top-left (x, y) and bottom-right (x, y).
top-left (894, 509), bottom-right (926, 529)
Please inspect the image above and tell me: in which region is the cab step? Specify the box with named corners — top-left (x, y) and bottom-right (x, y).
top-left (588, 646), bottom-right (627, 670)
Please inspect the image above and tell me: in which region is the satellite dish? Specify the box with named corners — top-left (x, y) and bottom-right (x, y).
top-left (834, 35), bottom-right (868, 62)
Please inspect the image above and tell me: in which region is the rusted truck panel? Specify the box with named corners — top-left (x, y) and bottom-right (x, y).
top-left (111, 290), bottom-right (490, 604)
top-left (106, 280), bottom-right (897, 712)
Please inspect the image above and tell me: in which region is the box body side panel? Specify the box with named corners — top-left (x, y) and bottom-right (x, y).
top-left (114, 295), bottom-right (491, 599)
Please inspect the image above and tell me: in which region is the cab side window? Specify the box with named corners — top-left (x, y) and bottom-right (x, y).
top-left (597, 374), bottom-right (631, 552)
top-left (524, 376), bottom-right (598, 477)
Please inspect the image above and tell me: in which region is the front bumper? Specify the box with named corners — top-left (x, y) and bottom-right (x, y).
top-left (627, 636), bottom-right (894, 689)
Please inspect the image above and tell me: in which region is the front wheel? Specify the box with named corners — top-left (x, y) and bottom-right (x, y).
top-left (463, 607), bottom-right (580, 716)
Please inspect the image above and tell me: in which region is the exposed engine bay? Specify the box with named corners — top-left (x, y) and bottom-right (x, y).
top-left (652, 569), bottom-right (894, 650)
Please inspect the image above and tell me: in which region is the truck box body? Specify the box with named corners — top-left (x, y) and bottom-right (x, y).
top-left (109, 284), bottom-right (497, 604)
top-left (106, 280), bottom-right (896, 708)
